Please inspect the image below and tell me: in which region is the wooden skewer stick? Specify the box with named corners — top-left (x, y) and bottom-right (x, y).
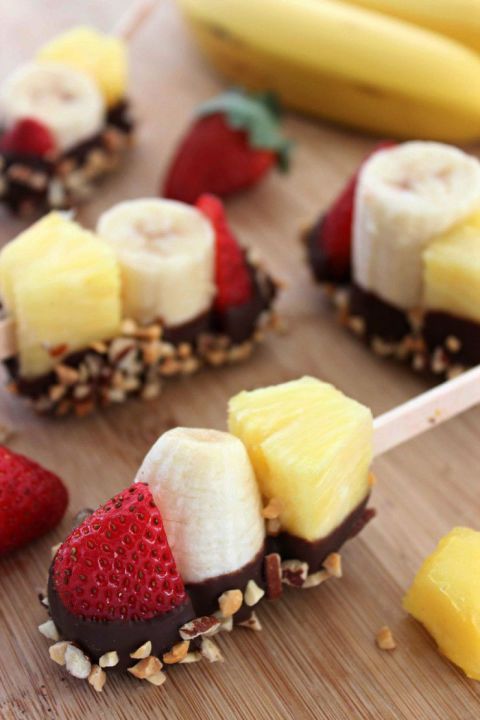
top-left (373, 364), bottom-right (480, 457)
top-left (112, 0), bottom-right (158, 41)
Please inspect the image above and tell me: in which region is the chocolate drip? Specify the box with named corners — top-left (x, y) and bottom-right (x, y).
top-left (186, 545), bottom-right (265, 621)
top-left (304, 216), bottom-right (352, 285)
top-left (47, 569), bottom-right (195, 671)
top-left (267, 496), bottom-right (374, 573)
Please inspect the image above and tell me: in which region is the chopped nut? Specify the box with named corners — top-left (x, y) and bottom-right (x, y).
top-left (244, 580), bottom-right (265, 607)
top-left (239, 612), bottom-right (262, 631)
top-left (141, 381), bottom-right (162, 400)
top-left (281, 560), bottom-right (309, 588)
top-left (262, 497), bottom-right (283, 520)
top-left (302, 570), bottom-right (330, 589)
top-left (180, 616), bottom-right (221, 640)
top-left (88, 665), bottom-right (106, 692)
top-left (200, 638), bottom-right (224, 663)
top-left (371, 337), bottom-right (395, 357)
top-left (162, 640), bottom-right (189, 664)
top-left (217, 615), bottom-right (233, 633)
top-left (376, 626), bottom-right (396, 651)
top-left (180, 651), bottom-right (202, 664)
top-left (38, 591), bottom-right (49, 608)
top-left (323, 553), bottom-right (342, 579)
top-left (49, 641), bottom-right (69, 665)
top-left (65, 644), bottom-right (92, 679)
top-left (218, 589), bottom-right (243, 617)
top-left (266, 518), bottom-right (281, 536)
top-left (49, 384), bottom-right (66, 403)
top-left (265, 553), bottom-right (282, 599)
top-left (129, 641), bottom-right (152, 659)
top-left (431, 348), bottom-right (448, 374)
top-left (55, 364), bottom-right (80, 386)
top-left (146, 671), bottom-right (167, 686)
top-left (128, 656), bottom-right (162, 679)
top-left (38, 620), bottom-right (60, 641)
top-left (89, 340), bottom-right (107, 354)
top-left (99, 650), bottom-right (119, 668)
top-left (445, 335), bottom-right (461, 353)
top-left (348, 316), bottom-right (366, 336)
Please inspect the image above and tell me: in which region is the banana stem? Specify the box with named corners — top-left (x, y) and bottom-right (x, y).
top-left (112, 0), bottom-right (158, 41)
top-left (373, 364), bottom-right (480, 457)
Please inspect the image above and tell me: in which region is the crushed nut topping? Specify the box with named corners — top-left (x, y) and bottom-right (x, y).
top-left (244, 579), bottom-right (265, 607)
top-left (281, 560), bottom-right (309, 588)
top-left (162, 641), bottom-right (190, 665)
top-left (218, 589), bottom-right (243, 618)
top-left (49, 641), bottom-right (69, 666)
top-left (239, 612), bottom-right (262, 631)
top-left (128, 656), bottom-right (162, 679)
top-left (99, 650), bottom-right (119, 668)
top-left (200, 638), bottom-right (224, 663)
top-left (129, 641), bottom-right (152, 660)
top-left (64, 644), bottom-right (92, 679)
top-left (266, 518), bottom-right (281, 536)
top-left (50, 542), bottom-right (62, 557)
top-left (88, 665), bottom-right (106, 692)
top-left (180, 616), bottom-right (221, 640)
top-left (146, 671), bottom-right (167, 686)
top-left (445, 335), bottom-right (461, 353)
top-left (303, 570), bottom-right (330, 589)
top-left (323, 552), bottom-right (342, 578)
top-left (38, 620), bottom-right (60, 641)
top-left (376, 626), bottom-right (396, 651)
top-left (180, 651), bottom-right (203, 664)
top-left (265, 553), bottom-right (282, 599)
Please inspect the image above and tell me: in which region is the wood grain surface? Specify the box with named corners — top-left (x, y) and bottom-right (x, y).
top-left (1, 2), bottom-right (479, 718)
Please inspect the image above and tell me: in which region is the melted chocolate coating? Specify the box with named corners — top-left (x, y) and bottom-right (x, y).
top-left (267, 496), bottom-right (374, 572)
top-left (349, 285), bottom-right (411, 343)
top-left (186, 546), bottom-right (265, 621)
top-left (48, 569), bottom-right (195, 671)
top-left (304, 216), bottom-right (352, 285)
top-left (424, 311), bottom-right (480, 366)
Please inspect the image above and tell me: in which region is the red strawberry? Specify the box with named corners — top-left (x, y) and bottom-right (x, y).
top-left (309, 142), bottom-right (396, 283)
top-left (196, 194), bottom-right (252, 311)
top-left (0, 118), bottom-right (56, 157)
top-left (163, 89), bottom-right (291, 204)
top-left (51, 483), bottom-right (186, 622)
top-left (0, 446), bottom-right (68, 556)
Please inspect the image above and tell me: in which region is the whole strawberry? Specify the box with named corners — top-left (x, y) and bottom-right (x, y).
top-left (307, 142), bottom-right (396, 283)
top-left (50, 483), bottom-right (187, 622)
top-left (0, 118), bottom-right (56, 157)
top-left (196, 194), bottom-right (252, 312)
top-left (163, 89), bottom-right (291, 204)
top-left (0, 446), bottom-right (68, 556)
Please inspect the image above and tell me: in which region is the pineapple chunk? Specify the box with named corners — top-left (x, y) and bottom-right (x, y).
top-left (38, 27), bottom-right (127, 107)
top-left (228, 377), bottom-right (373, 541)
top-left (403, 527), bottom-right (480, 680)
top-left (423, 212), bottom-right (480, 323)
top-left (0, 213), bottom-right (121, 377)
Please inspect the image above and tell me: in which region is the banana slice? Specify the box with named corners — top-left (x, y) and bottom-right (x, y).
top-left (96, 199), bottom-right (215, 327)
top-left (135, 428), bottom-right (265, 584)
top-left (352, 142), bottom-right (480, 310)
top-left (0, 62), bottom-right (105, 153)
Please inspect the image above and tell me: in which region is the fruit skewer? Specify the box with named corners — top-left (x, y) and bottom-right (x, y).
top-left (0, 1), bottom-right (156, 217)
top-left (0, 197), bottom-right (278, 416)
top-left (37, 371), bottom-right (480, 691)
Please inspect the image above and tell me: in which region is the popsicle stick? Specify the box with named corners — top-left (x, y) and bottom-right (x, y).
top-left (0, 317), bottom-right (15, 362)
top-left (373, 364), bottom-right (480, 457)
top-left (112, 0), bottom-right (158, 41)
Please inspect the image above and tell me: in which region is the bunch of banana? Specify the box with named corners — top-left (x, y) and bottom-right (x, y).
top-left (177, 0), bottom-right (480, 141)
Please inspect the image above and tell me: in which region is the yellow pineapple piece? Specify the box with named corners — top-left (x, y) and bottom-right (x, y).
top-left (403, 527), bottom-right (480, 680)
top-left (38, 27), bottom-right (127, 107)
top-left (228, 377), bottom-right (373, 541)
top-left (423, 211), bottom-right (480, 323)
top-left (0, 213), bottom-right (121, 377)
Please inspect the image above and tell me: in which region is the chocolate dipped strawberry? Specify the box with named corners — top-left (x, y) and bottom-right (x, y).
top-left (163, 89), bottom-right (291, 203)
top-left (48, 483), bottom-right (195, 671)
top-left (196, 194), bottom-right (276, 343)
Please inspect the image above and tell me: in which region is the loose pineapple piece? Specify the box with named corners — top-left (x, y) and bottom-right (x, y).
top-left (0, 213), bottom-right (121, 377)
top-left (228, 377), bottom-right (373, 541)
top-left (38, 27), bottom-right (127, 108)
top-left (423, 212), bottom-right (480, 323)
top-left (403, 527), bottom-right (480, 681)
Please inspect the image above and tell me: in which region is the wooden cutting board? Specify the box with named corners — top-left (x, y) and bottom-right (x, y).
top-left (1, 2), bottom-right (479, 718)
